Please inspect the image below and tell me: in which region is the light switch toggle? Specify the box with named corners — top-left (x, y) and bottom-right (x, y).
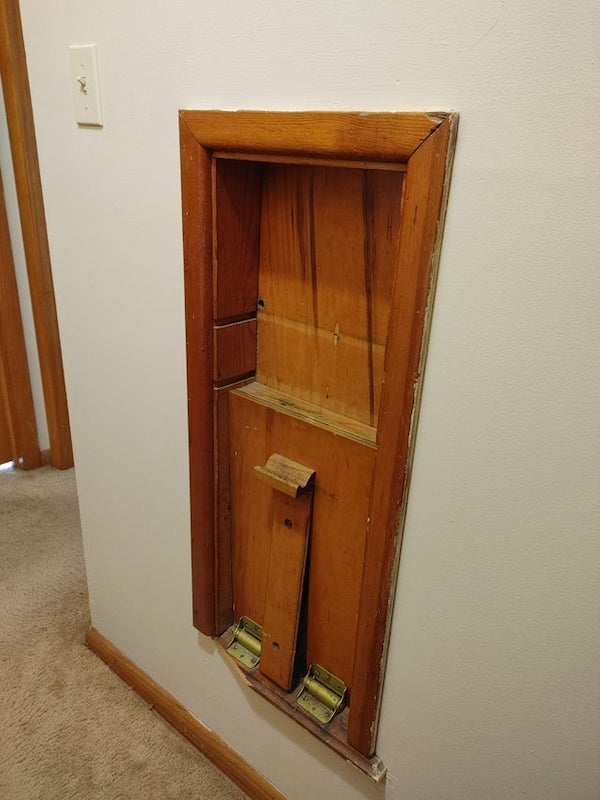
top-left (76, 76), bottom-right (88, 94)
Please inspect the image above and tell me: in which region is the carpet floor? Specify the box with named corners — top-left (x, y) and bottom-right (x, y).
top-left (0, 465), bottom-right (246, 800)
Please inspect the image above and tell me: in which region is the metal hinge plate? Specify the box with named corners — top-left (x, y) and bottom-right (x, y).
top-left (226, 616), bottom-right (262, 669)
top-left (297, 663), bottom-right (347, 724)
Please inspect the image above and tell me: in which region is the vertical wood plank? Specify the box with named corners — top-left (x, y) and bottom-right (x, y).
top-left (180, 115), bottom-right (216, 635)
top-left (213, 159), bottom-right (262, 322)
top-left (0, 167), bottom-right (40, 468)
top-left (0, 0), bottom-right (72, 468)
top-left (348, 117), bottom-right (457, 755)
top-left (260, 489), bottom-right (313, 690)
top-left (213, 379), bottom-right (254, 634)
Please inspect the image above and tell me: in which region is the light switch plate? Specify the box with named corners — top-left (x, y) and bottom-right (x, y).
top-left (69, 44), bottom-right (103, 127)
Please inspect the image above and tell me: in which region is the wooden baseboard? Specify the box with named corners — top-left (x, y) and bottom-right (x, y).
top-left (85, 627), bottom-right (286, 800)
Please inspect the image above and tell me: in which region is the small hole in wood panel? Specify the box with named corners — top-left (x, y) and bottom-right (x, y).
top-left (258, 298), bottom-right (265, 309)
top-left (272, 641), bottom-right (280, 650)
top-left (284, 518), bottom-right (293, 529)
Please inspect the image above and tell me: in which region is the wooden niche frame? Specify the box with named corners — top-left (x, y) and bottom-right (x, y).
top-left (180, 110), bottom-right (457, 778)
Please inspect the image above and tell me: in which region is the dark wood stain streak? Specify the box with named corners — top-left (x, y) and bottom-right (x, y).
top-left (362, 171), bottom-right (376, 427)
top-left (295, 174), bottom-right (308, 282)
top-left (308, 170), bottom-right (319, 328)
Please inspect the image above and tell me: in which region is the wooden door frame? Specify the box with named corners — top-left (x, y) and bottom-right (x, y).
top-left (0, 165), bottom-right (39, 468)
top-left (0, 0), bottom-right (73, 469)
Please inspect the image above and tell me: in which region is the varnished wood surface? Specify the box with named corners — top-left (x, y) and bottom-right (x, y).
top-left (213, 319), bottom-right (257, 384)
top-left (0, 167), bottom-right (39, 468)
top-left (260, 489), bottom-right (313, 690)
top-left (348, 115), bottom-right (458, 755)
top-left (180, 116), bottom-right (216, 635)
top-left (213, 377), bottom-right (255, 635)
top-left (0, 353), bottom-right (15, 465)
top-left (181, 110), bottom-right (445, 162)
top-left (214, 151), bottom-right (407, 172)
top-left (181, 108), bottom-right (458, 761)
top-left (256, 164), bottom-right (403, 426)
top-left (86, 628), bottom-right (287, 800)
top-left (213, 158), bottom-right (261, 322)
top-left (254, 452), bottom-right (315, 498)
top-left (0, 0), bottom-right (72, 469)
top-left (229, 386), bottom-right (374, 688)
top-left (234, 381), bottom-right (376, 446)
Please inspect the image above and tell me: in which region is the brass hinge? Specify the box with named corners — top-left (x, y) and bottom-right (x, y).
top-left (297, 664), bottom-right (347, 724)
top-left (226, 616), bottom-right (262, 669)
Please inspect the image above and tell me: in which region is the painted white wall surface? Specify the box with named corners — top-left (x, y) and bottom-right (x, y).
top-left (19, 1), bottom-right (600, 798)
top-left (0, 89), bottom-right (49, 451)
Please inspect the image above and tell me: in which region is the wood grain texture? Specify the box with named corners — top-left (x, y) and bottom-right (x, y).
top-left (0, 0), bottom-right (72, 469)
top-left (213, 159), bottom-right (261, 322)
top-left (234, 381), bottom-right (376, 446)
top-left (181, 109), bottom-right (458, 761)
top-left (254, 453), bottom-right (315, 498)
top-left (181, 116), bottom-right (216, 635)
top-left (181, 110), bottom-right (445, 162)
top-left (229, 384), bottom-right (375, 689)
top-left (0, 167), bottom-right (40, 468)
top-left (348, 115), bottom-right (458, 755)
top-left (260, 489), bottom-right (313, 690)
top-left (213, 378), bottom-right (255, 635)
top-left (214, 151), bottom-right (407, 171)
top-left (0, 353), bottom-right (15, 465)
top-left (86, 627), bottom-right (286, 800)
top-left (213, 319), bottom-right (257, 384)
top-left (256, 164), bottom-right (403, 425)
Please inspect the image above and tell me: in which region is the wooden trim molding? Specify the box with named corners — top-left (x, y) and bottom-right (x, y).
top-left (86, 627), bottom-right (287, 800)
top-left (0, 166), bottom-right (40, 469)
top-left (182, 110), bottom-right (444, 161)
top-left (348, 114), bottom-right (459, 754)
top-left (0, 0), bottom-right (73, 469)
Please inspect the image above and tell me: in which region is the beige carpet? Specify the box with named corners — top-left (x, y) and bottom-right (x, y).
top-left (0, 465), bottom-right (246, 800)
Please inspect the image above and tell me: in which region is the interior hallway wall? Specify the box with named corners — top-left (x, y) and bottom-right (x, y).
top-left (19, 1), bottom-right (600, 798)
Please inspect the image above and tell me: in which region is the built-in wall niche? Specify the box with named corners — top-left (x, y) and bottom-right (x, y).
top-left (180, 111), bottom-right (457, 779)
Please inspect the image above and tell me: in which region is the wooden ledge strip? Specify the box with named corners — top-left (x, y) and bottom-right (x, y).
top-left (85, 627), bottom-right (286, 800)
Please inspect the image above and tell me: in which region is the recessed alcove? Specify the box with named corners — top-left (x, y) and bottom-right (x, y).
top-left (180, 110), bottom-right (457, 778)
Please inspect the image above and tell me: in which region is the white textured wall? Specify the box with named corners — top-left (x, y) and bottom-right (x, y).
top-left (20, 1), bottom-right (600, 798)
top-left (0, 90), bottom-right (49, 451)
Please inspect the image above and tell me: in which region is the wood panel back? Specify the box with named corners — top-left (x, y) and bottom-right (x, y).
top-left (229, 384), bottom-right (375, 687)
top-left (256, 164), bottom-right (403, 426)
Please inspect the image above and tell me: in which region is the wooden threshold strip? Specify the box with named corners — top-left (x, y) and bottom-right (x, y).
top-left (85, 627), bottom-right (286, 800)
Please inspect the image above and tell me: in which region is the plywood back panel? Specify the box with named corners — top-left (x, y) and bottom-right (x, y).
top-left (229, 384), bottom-right (375, 687)
top-left (256, 165), bottom-right (403, 427)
